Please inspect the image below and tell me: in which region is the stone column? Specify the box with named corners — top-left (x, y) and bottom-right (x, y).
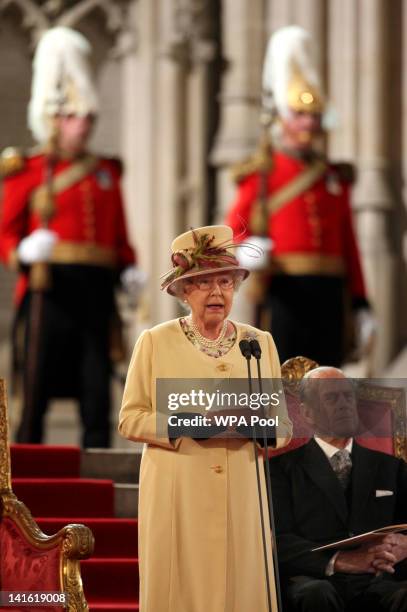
top-left (119, 0), bottom-right (159, 332)
top-left (327, 0), bottom-right (358, 159)
top-left (352, 0), bottom-right (398, 371)
top-left (180, 6), bottom-right (217, 230)
top-left (120, 0), bottom-right (184, 328)
top-left (122, 0), bottom-right (219, 328)
top-left (210, 0), bottom-right (266, 325)
top-left (184, 53), bottom-right (208, 229)
top-left (150, 0), bottom-right (187, 324)
top-left (211, 0), bottom-right (265, 220)
top-left (265, 0), bottom-right (296, 32)
top-left (293, 0), bottom-right (326, 76)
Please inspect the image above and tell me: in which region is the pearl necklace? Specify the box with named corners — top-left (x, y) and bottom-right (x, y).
top-left (188, 318), bottom-right (228, 348)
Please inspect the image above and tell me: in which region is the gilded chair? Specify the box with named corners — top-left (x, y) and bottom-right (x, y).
top-left (356, 381), bottom-right (407, 461)
top-left (0, 379), bottom-right (94, 611)
top-left (279, 356), bottom-right (407, 461)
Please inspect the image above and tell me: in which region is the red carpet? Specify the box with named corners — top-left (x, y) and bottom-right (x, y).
top-left (11, 444), bottom-right (81, 477)
top-left (10, 445), bottom-right (139, 612)
top-left (12, 478), bottom-right (115, 517)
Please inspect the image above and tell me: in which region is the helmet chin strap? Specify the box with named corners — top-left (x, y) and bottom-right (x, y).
top-left (44, 116), bottom-right (60, 158)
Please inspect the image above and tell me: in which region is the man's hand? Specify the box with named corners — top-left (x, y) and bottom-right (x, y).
top-left (120, 265), bottom-right (148, 303)
top-left (369, 534), bottom-right (407, 568)
top-left (237, 236), bottom-right (273, 271)
top-left (334, 541), bottom-right (397, 575)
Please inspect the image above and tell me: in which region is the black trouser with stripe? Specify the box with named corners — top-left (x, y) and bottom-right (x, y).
top-left (16, 264), bottom-right (115, 448)
top-left (264, 275), bottom-right (346, 367)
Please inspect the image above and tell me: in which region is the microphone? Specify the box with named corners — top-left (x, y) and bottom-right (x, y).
top-left (249, 339), bottom-right (262, 360)
top-left (239, 337), bottom-right (272, 612)
top-left (239, 339), bottom-right (252, 360)
top-left (249, 338), bottom-right (282, 612)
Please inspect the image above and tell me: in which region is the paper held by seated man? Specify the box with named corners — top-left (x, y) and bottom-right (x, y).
top-left (313, 523), bottom-right (407, 552)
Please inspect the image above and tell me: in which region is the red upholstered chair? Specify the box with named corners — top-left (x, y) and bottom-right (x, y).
top-left (356, 382), bottom-right (407, 460)
top-left (0, 379), bottom-right (94, 611)
top-left (269, 356), bottom-right (318, 457)
top-left (273, 357), bottom-right (407, 461)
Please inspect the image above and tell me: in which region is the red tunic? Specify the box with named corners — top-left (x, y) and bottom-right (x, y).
top-left (0, 152), bottom-right (135, 303)
top-left (225, 150), bottom-right (367, 302)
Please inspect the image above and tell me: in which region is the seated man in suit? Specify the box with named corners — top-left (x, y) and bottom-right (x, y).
top-left (269, 367), bottom-right (407, 611)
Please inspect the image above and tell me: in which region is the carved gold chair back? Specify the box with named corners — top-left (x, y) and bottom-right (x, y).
top-left (0, 379), bottom-right (94, 611)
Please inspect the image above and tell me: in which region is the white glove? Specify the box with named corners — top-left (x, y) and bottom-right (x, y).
top-left (120, 265), bottom-right (148, 301)
top-left (237, 236), bottom-right (273, 271)
top-left (354, 308), bottom-right (377, 354)
top-left (17, 228), bottom-right (58, 264)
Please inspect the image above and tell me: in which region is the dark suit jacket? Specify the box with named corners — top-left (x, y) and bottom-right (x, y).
top-left (269, 439), bottom-right (407, 578)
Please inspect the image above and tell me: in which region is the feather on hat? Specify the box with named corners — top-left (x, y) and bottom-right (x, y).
top-left (28, 27), bottom-right (99, 143)
top-left (262, 25), bottom-right (324, 117)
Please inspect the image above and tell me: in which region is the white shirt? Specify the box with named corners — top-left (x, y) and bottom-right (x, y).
top-left (314, 437), bottom-right (353, 459)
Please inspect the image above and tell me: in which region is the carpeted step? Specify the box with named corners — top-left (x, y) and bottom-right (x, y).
top-left (36, 518), bottom-right (138, 557)
top-left (12, 478), bottom-right (115, 517)
top-left (81, 558), bottom-right (139, 601)
top-left (115, 483), bottom-right (139, 518)
top-left (81, 449), bottom-right (142, 483)
top-left (11, 444), bottom-right (81, 477)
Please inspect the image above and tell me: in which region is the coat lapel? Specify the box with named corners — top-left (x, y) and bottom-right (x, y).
top-left (302, 439), bottom-right (348, 525)
top-left (349, 443), bottom-right (379, 525)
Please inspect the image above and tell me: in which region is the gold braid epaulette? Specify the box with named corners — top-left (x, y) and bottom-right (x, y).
top-left (0, 147), bottom-right (25, 177)
top-left (230, 147), bottom-right (273, 184)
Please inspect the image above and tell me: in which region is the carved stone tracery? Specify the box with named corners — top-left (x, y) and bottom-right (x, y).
top-left (165, 0), bottom-right (216, 67)
top-left (0, 0), bottom-right (136, 55)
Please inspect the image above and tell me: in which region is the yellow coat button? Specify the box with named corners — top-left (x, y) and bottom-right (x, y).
top-left (217, 364), bottom-right (228, 372)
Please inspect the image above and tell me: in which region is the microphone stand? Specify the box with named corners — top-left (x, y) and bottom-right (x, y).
top-left (239, 340), bottom-right (273, 612)
top-left (250, 339), bottom-right (283, 612)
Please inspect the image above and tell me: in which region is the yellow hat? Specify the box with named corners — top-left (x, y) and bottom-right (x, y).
top-left (161, 225), bottom-right (249, 296)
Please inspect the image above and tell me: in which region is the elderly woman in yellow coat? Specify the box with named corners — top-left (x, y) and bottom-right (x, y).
top-left (119, 225), bottom-right (292, 612)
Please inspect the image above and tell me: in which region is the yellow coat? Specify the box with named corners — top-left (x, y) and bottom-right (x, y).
top-left (119, 319), bottom-right (292, 612)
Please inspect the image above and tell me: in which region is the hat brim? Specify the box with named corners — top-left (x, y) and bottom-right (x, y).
top-left (165, 266), bottom-right (250, 296)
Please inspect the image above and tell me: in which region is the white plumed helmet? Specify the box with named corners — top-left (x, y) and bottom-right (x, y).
top-left (28, 27), bottom-right (99, 143)
top-left (262, 25), bottom-right (324, 118)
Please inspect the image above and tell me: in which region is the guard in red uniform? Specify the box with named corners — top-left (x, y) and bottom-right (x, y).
top-left (226, 26), bottom-right (373, 367)
top-left (0, 27), bottom-right (144, 447)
